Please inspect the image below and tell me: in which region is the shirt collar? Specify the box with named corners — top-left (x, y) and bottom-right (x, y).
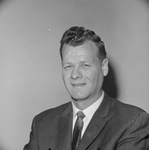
top-left (72, 91), bottom-right (104, 118)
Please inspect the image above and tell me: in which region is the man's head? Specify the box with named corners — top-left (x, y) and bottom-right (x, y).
top-left (60, 26), bottom-right (109, 109)
top-left (60, 26), bottom-right (107, 62)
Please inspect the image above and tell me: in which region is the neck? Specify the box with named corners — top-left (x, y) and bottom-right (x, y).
top-left (72, 91), bottom-right (103, 110)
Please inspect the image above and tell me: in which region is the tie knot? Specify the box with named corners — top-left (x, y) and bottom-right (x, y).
top-left (77, 111), bottom-right (85, 119)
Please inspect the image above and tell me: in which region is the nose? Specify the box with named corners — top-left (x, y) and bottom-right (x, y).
top-left (71, 67), bottom-right (82, 80)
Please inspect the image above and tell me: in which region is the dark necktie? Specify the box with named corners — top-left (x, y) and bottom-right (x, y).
top-left (71, 111), bottom-right (85, 150)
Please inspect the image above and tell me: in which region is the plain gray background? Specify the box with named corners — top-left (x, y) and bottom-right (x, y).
top-left (0, 0), bottom-right (149, 150)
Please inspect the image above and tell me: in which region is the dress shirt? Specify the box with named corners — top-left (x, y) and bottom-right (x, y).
top-left (72, 91), bottom-right (104, 137)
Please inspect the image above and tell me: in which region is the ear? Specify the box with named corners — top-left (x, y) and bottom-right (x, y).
top-left (102, 58), bottom-right (109, 76)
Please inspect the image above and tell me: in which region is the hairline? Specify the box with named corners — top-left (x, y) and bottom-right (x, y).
top-left (60, 40), bottom-right (106, 62)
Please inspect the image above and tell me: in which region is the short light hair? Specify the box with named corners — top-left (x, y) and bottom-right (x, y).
top-left (59, 26), bottom-right (107, 61)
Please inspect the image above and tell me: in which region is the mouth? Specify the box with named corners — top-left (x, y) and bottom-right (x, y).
top-left (71, 83), bottom-right (86, 87)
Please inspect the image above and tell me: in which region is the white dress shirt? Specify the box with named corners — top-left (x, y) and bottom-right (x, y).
top-left (72, 91), bottom-right (104, 137)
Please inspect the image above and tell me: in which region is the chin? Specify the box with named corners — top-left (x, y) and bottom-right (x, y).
top-left (71, 94), bottom-right (88, 101)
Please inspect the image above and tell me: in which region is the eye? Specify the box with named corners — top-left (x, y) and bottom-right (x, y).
top-left (64, 65), bottom-right (72, 70)
top-left (82, 64), bottom-right (90, 68)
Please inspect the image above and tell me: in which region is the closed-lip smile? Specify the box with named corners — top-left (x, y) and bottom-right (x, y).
top-left (72, 83), bottom-right (86, 87)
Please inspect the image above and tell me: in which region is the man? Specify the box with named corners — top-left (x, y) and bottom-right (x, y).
top-left (24, 26), bottom-right (149, 150)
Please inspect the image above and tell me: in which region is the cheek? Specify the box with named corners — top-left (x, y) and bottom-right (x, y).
top-left (62, 72), bottom-right (67, 83)
top-left (85, 69), bottom-right (99, 81)
top-left (62, 72), bottom-right (71, 85)
top-left (87, 70), bottom-right (102, 87)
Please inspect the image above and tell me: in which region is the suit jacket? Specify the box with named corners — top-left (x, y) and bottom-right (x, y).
top-left (24, 94), bottom-right (149, 150)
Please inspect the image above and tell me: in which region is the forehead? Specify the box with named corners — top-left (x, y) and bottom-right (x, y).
top-left (62, 41), bottom-right (98, 61)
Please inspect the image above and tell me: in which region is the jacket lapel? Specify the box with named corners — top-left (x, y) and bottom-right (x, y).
top-left (77, 94), bottom-right (112, 150)
top-left (58, 102), bottom-right (73, 150)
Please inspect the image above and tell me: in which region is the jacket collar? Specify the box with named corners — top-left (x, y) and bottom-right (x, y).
top-left (77, 93), bottom-right (112, 150)
top-left (58, 102), bottom-right (73, 150)
top-left (58, 93), bottom-right (113, 150)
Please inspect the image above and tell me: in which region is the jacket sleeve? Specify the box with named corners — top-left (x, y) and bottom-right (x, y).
top-left (117, 111), bottom-right (149, 150)
top-left (23, 116), bottom-right (38, 150)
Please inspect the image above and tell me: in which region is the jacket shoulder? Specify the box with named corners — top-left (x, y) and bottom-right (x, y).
top-left (34, 102), bottom-right (71, 122)
top-left (108, 95), bottom-right (148, 122)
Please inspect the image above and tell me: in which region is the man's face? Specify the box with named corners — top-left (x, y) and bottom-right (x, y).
top-left (61, 41), bottom-right (108, 103)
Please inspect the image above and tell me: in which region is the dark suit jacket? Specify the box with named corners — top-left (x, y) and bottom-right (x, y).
top-left (24, 94), bottom-right (149, 150)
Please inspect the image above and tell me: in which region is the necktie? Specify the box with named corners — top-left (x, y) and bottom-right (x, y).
top-left (72, 111), bottom-right (85, 150)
